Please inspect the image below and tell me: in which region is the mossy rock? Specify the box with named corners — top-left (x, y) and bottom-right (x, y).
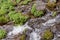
top-left (0, 29), bottom-right (7, 39)
top-left (42, 29), bottom-right (54, 40)
top-left (0, 16), bottom-right (9, 25)
top-left (31, 4), bottom-right (44, 17)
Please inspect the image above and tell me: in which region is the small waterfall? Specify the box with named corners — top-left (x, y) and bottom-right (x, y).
top-left (8, 22), bottom-right (32, 36)
top-left (7, 15), bottom-right (60, 40)
top-left (29, 31), bottom-right (41, 40)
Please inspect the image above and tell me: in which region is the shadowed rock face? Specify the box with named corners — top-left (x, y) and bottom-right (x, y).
top-left (35, 1), bottom-right (46, 11)
top-left (56, 23), bottom-right (60, 32)
top-left (42, 0), bottom-right (49, 3)
top-left (28, 18), bottom-right (46, 29)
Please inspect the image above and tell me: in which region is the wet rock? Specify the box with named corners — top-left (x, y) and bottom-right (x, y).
top-left (42, 0), bottom-right (49, 3)
top-left (2, 25), bottom-right (13, 32)
top-left (28, 18), bottom-right (46, 29)
top-left (29, 31), bottom-right (40, 40)
top-left (56, 2), bottom-right (60, 12)
top-left (35, 1), bottom-right (46, 11)
top-left (53, 37), bottom-right (60, 40)
top-left (3, 34), bottom-right (26, 40)
top-left (0, 25), bottom-right (13, 32)
top-left (15, 4), bottom-right (32, 14)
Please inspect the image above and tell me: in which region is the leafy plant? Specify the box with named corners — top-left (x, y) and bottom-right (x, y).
top-left (31, 4), bottom-right (44, 17)
top-left (0, 9), bottom-right (7, 16)
top-left (21, 0), bottom-right (32, 5)
top-left (0, 29), bottom-right (7, 39)
top-left (46, 0), bottom-right (56, 10)
top-left (52, 11), bottom-right (57, 17)
top-left (42, 30), bottom-right (54, 40)
top-left (8, 11), bottom-right (29, 25)
top-left (20, 34), bottom-right (26, 40)
top-left (0, 16), bottom-right (8, 25)
top-left (16, 0), bottom-right (21, 3)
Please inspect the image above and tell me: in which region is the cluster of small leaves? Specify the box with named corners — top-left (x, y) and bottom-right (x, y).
top-left (0, 0), bottom-right (21, 16)
top-left (31, 4), bottom-right (44, 17)
top-left (0, 0), bottom-right (21, 25)
top-left (0, 29), bottom-right (7, 39)
top-left (0, 16), bottom-right (8, 25)
top-left (21, 0), bottom-right (32, 5)
top-left (46, 0), bottom-right (56, 10)
top-left (8, 11), bottom-right (29, 25)
top-left (52, 11), bottom-right (57, 17)
top-left (42, 30), bottom-right (54, 40)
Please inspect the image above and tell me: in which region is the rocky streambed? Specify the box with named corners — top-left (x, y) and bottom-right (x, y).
top-left (0, 0), bottom-right (60, 40)
top-left (1, 14), bottom-right (60, 40)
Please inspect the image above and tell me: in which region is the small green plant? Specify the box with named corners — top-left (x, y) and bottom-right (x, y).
top-left (21, 0), bottom-right (31, 5)
top-left (42, 30), bottom-right (54, 40)
top-left (46, 0), bottom-right (56, 10)
top-left (31, 4), bottom-right (44, 17)
top-left (16, 0), bottom-right (21, 3)
top-left (52, 11), bottom-right (57, 17)
top-left (0, 16), bottom-right (8, 25)
top-left (0, 29), bottom-right (7, 39)
top-left (8, 11), bottom-right (29, 25)
top-left (20, 34), bottom-right (26, 40)
top-left (0, 9), bottom-right (7, 16)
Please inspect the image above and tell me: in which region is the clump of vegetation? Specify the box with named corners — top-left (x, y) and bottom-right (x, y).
top-left (42, 29), bottom-right (54, 40)
top-left (52, 11), bottom-right (57, 17)
top-left (16, 0), bottom-right (21, 3)
top-left (0, 9), bottom-right (7, 16)
top-left (31, 4), bottom-right (44, 17)
top-left (46, 0), bottom-right (56, 10)
top-left (21, 0), bottom-right (32, 5)
top-left (8, 11), bottom-right (29, 25)
top-left (0, 29), bottom-right (7, 39)
top-left (20, 34), bottom-right (26, 40)
top-left (0, 16), bottom-right (9, 25)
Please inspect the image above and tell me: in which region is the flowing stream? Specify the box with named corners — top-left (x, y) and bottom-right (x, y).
top-left (3, 15), bottom-right (60, 40)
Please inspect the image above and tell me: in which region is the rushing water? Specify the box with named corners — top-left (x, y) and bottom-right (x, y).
top-left (6, 15), bottom-right (60, 40)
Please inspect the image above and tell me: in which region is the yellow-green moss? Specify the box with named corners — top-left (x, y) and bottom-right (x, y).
top-left (52, 11), bottom-right (57, 17)
top-left (42, 30), bottom-right (54, 40)
top-left (0, 16), bottom-right (8, 25)
top-left (8, 11), bottom-right (29, 25)
top-left (0, 29), bottom-right (7, 39)
top-left (20, 34), bottom-right (26, 40)
top-left (21, 0), bottom-right (32, 5)
top-left (46, 0), bottom-right (56, 10)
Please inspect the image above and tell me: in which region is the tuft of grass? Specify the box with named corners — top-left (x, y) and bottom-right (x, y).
top-left (0, 29), bottom-right (7, 39)
top-left (8, 11), bottom-right (29, 25)
top-left (0, 16), bottom-right (9, 25)
top-left (42, 29), bottom-right (54, 40)
top-left (31, 4), bottom-right (44, 17)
